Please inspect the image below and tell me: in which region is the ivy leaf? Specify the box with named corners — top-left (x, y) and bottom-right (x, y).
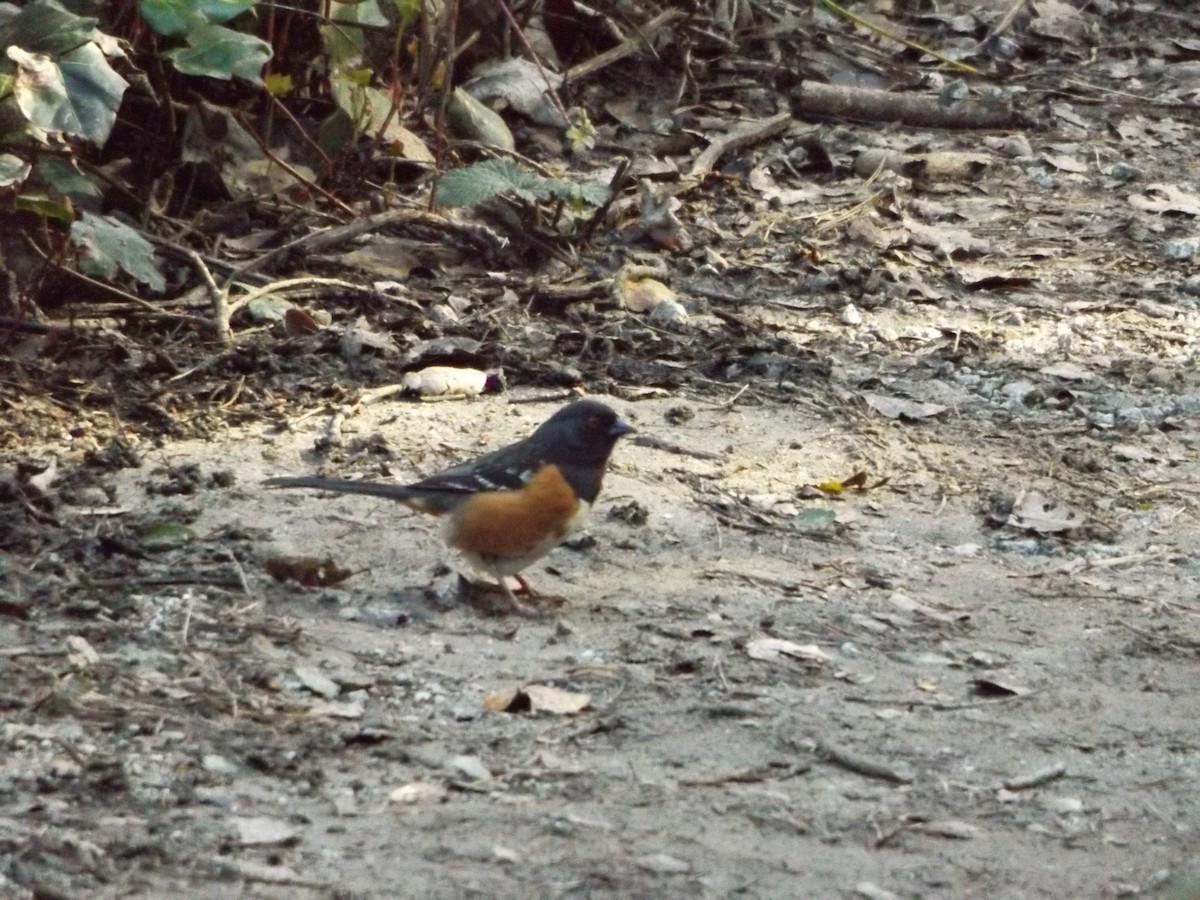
top-left (70, 213), bottom-right (166, 291)
top-left (164, 23), bottom-right (271, 83)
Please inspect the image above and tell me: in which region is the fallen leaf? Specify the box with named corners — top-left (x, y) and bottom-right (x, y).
top-left (634, 853), bottom-right (691, 874)
top-left (484, 684), bottom-right (592, 715)
top-left (862, 392), bottom-right (948, 421)
top-left (525, 684), bottom-right (592, 714)
top-left (137, 521), bottom-right (195, 551)
top-left (66, 635), bottom-right (100, 668)
top-left (233, 816), bottom-right (301, 847)
top-left (972, 678), bottom-right (1028, 698)
top-left (304, 699), bottom-right (364, 719)
top-left (818, 470), bottom-right (869, 494)
top-left (292, 666), bottom-right (340, 699)
top-left (263, 556), bottom-right (356, 587)
top-left (389, 782), bottom-right (448, 805)
top-left (615, 272), bottom-right (677, 313)
top-left (745, 637), bottom-right (831, 665)
top-left (401, 366), bottom-right (502, 398)
top-left (911, 819), bottom-right (980, 840)
top-left (1009, 489), bottom-right (1085, 533)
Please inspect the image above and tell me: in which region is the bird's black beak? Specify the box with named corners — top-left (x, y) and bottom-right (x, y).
top-left (610, 418), bottom-right (635, 438)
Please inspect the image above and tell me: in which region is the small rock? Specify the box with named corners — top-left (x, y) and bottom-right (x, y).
top-left (635, 853), bottom-right (691, 874)
top-left (1044, 796), bottom-right (1084, 814)
top-left (448, 755), bottom-right (492, 781)
top-left (649, 298), bottom-right (689, 326)
top-left (1108, 161), bottom-right (1140, 181)
top-left (202, 754), bottom-right (238, 775)
top-left (1163, 239), bottom-right (1198, 261)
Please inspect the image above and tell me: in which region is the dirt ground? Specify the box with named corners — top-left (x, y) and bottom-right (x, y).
top-left (5, 346), bottom-right (1200, 898)
top-left (5, 4), bottom-right (1200, 899)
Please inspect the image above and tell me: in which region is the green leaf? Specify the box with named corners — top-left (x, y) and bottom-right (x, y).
top-left (57, 42), bottom-right (129, 144)
top-left (445, 86), bottom-right (513, 151)
top-left (8, 42), bottom-right (128, 144)
top-left (435, 158), bottom-right (550, 208)
top-left (318, 20), bottom-right (363, 72)
top-left (792, 508), bottom-right (836, 534)
top-left (138, 0), bottom-right (197, 37)
top-left (15, 191), bottom-right (73, 222)
top-left (8, 47), bottom-right (73, 133)
top-left (378, 0), bottom-right (418, 29)
top-left (0, 0), bottom-right (96, 56)
top-left (545, 178), bottom-right (609, 206)
top-left (316, 107), bottom-right (356, 157)
top-left (328, 73), bottom-right (371, 131)
top-left (0, 153), bottom-right (32, 187)
top-left (137, 521), bottom-right (196, 551)
top-left (34, 154), bottom-right (102, 204)
top-left (70, 212), bottom-right (166, 291)
top-left (193, 0), bottom-right (259, 25)
top-left (331, 0), bottom-right (388, 28)
top-left (435, 158), bottom-right (610, 211)
top-left (138, 0), bottom-right (257, 38)
top-left (164, 23), bottom-right (271, 83)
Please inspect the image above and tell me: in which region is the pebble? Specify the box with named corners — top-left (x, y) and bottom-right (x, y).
top-left (1163, 239), bottom-right (1198, 261)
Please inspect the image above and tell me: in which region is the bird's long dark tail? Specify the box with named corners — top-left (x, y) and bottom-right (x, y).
top-left (263, 476), bottom-right (415, 502)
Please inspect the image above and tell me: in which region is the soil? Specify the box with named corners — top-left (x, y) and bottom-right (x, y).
top-left (4, 5), bottom-right (1200, 900)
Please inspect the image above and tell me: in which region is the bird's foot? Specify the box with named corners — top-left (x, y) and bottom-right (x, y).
top-left (457, 575), bottom-right (562, 617)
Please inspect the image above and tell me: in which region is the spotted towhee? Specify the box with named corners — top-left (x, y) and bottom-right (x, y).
top-left (264, 399), bottom-right (634, 613)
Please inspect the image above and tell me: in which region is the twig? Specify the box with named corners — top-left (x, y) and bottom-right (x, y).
top-left (181, 590), bottom-right (194, 646)
top-left (223, 275), bottom-right (412, 323)
top-left (233, 111), bottom-right (355, 216)
top-left (226, 208), bottom-right (506, 286)
top-left (180, 247), bottom-right (229, 346)
top-left (722, 384), bottom-right (750, 408)
top-left (816, 741), bottom-right (914, 783)
top-left (819, 0), bottom-right (981, 75)
top-left (566, 8), bottom-right (686, 82)
top-left (220, 546), bottom-right (253, 596)
top-left (630, 434), bottom-right (724, 461)
top-left (792, 81), bottom-right (1019, 130)
top-left (986, 0), bottom-right (1029, 42)
top-left (1003, 762), bottom-right (1066, 791)
top-left (495, 0), bottom-right (568, 126)
top-left (686, 112), bottom-right (793, 183)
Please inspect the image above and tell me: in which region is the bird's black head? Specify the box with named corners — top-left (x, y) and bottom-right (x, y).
top-left (536, 399), bottom-right (633, 502)
top-left (542, 399), bottom-right (633, 447)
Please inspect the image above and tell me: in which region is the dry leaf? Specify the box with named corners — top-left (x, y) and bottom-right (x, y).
top-left (911, 819), bottom-right (981, 840)
top-left (818, 470), bottom-right (869, 494)
top-left (524, 684), bottom-right (592, 714)
top-left (66, 635), bottom-right (100, 668)
top-left (304, 700), bottom-right (364, 719)
top-left (615, 271), bottom-right (677, 314)
top-left (284, 306), bottom-right (325, 335)
top-left (862, 392), bottom-right (948, 421)
top-left (401, 366), bottom-right (502, 398)
top-left (233, 816), bottom-right (301, 847)
top-left (485, 684), bottom-right (592, 715)
top-left (263, 556), bottom-right (355, 587)
top-left (390, 782), bottom-right (448, 805)
top-left (745, 637), bottom-right (831, 665)
top-left (1009, 490), bottom-right (1085, 533)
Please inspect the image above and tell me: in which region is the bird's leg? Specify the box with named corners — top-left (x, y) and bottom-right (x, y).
top-left (488, 566), bottom-right (543, 617)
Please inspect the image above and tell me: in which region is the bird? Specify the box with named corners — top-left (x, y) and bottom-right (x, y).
top-left (263, 399), bottom-right (634, 614)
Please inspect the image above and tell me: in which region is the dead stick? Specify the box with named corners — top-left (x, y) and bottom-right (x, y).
top-left (793, 81), bottom-right (1021, 130)
top-left (817, 741), bottom-right (914, 784)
